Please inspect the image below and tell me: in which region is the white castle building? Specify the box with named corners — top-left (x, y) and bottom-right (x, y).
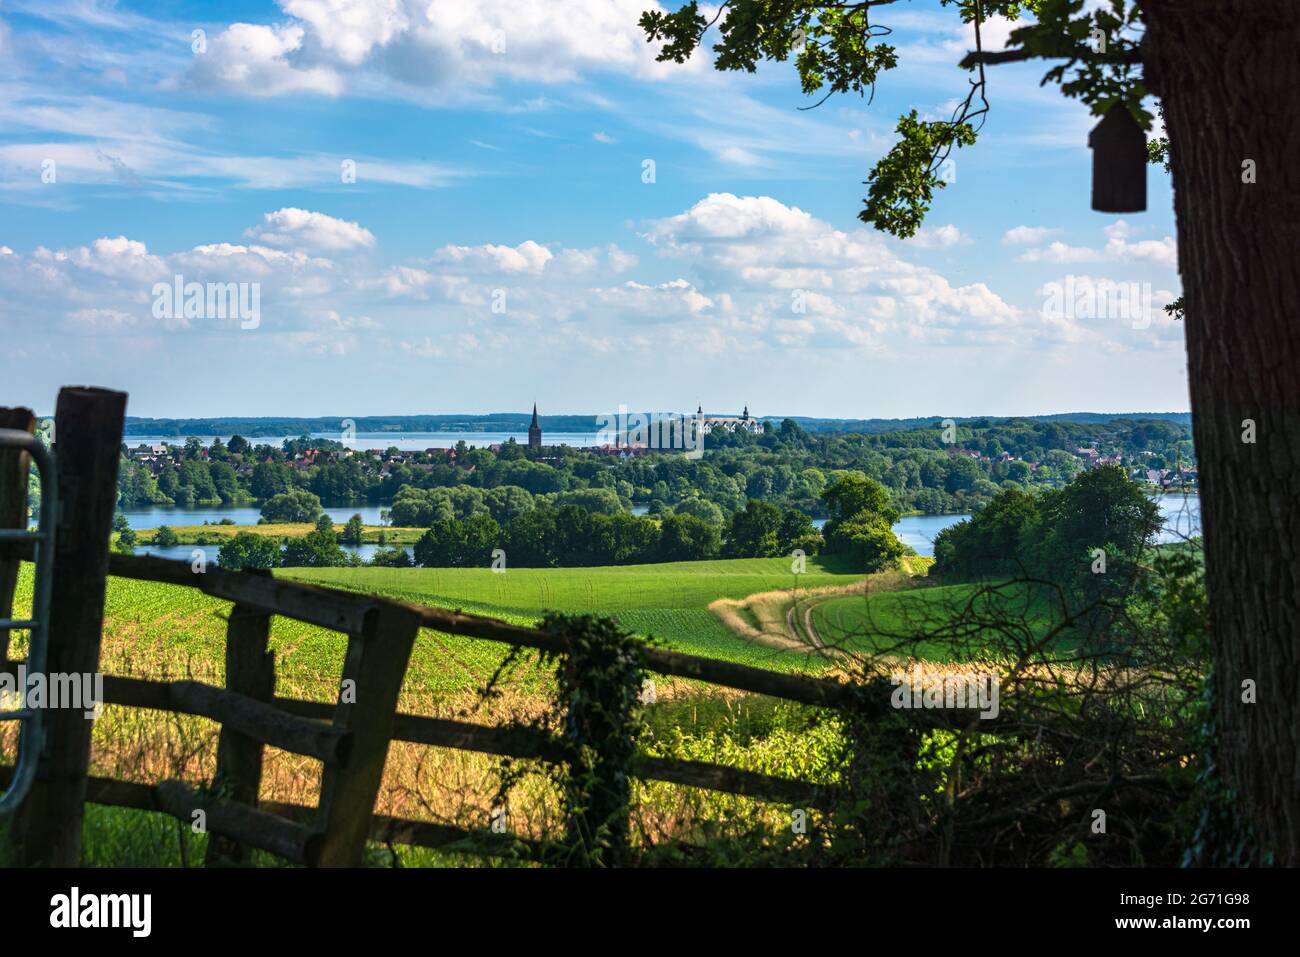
top-left (697, 404), bottom-right (763, 434)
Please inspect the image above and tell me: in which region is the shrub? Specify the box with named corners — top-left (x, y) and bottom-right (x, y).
top-left (259, 489), bottom-right (324, 524)
top-left (369, 546), bottom-right (412, 567)
top-left (217, 532), bottom-right (281, 570)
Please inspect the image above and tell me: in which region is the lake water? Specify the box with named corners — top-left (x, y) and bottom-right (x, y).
top-left (125, 432), bottom-right (604, 452)
top-left (123, 503), bottom-right (392, 529)
top-left (122, 502), bottom-right (651, 530)
top-left (128, 494), bottom-right (1201, 563)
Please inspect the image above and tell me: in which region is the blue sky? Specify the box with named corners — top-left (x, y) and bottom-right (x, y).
top-left (0, 0), bottom-right (1187, 419)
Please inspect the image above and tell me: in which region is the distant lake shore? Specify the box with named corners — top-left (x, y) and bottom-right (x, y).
top-left (125, 493), bottom-right (1201, 563)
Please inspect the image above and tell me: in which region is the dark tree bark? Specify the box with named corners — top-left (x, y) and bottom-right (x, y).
top-left (1142, 0), bottom-right (1300, 865)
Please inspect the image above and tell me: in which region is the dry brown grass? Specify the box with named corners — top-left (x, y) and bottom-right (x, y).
top-left (2, 639), bottom-right (795, 857)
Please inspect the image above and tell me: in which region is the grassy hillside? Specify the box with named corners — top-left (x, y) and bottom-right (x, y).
top-left (8, 557), bottom-right (864, 705)
top-left (286, 556), bottom-right (863, 674)
top-left (287, 556), bottom-right (858, 613)
top-left (811, 583), bottom-right (984, 660)
top-left (811, 578), bottom-right (1072, 661)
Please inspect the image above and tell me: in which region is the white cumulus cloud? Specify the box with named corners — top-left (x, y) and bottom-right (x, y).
top-left (434, 240), bottom-right (554, 275)
top-left (1003, 225), bottom-right (1055, 245)
top-left (1019, 221), bottom-right (1177, 268)
top-left (186, 1), bottom-right (699, 99)
top-left (245, 208), bottom-right (377, 252)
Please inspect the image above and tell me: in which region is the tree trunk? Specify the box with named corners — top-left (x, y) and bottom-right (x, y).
top-left (1142, 0), bottom-right (1300, 865)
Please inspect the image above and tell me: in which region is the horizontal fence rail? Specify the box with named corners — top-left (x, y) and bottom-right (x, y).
top-left (155, 779), bottom-right (321, 866)
top-left (0, 662), bottom-right (832, 810)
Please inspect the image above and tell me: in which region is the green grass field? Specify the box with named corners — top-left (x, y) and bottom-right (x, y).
top-left (811, 583), bottom-right (983, 660)
top-left (9, 556), bottom-right (865, 706)
top-left (285, 556), bottom-right (864, 675)
top-left (811, 578), bottom-right (1077, 662)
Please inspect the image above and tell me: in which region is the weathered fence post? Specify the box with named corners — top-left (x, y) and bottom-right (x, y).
top-left (312, 601), bottom-right (421, 867)
top-left (205, 600), bottom-right (275, 866)
top-left (10, 387), bottom-right (126, 866)
top-left (0, 407), bottom-right (36, 665)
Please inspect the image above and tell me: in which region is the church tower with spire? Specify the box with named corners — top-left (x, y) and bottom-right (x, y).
top-left (528, 403), bottom-right (542, 450)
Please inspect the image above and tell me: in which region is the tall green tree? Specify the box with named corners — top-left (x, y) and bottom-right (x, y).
top-left (282, 518), bottom-right (346, 567)
top-left (250, 461), bottom-right (292, 499)
top-left (820, 474), bottom-right (906, 571)
top-left (340, 513), bottom-right (366, 546)
top-left (414, 514), bottom-right (502, 568)
top-left (723, 499), bottom-right (784, 557)
top-left (209, 461), bottom-right (240, 504)
top-left (932, 485), bottom-right (1039, 581)
top-left (260, 489), bottom-right (324, 524)
top-left (111, 512), bottom-right (137, 554)
top-left (658, 513), bottom-right (722, 562)
top-left (821, 473), bottom-right (900, 527)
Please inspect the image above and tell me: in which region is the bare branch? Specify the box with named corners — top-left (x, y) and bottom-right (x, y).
top-left (961, 46), bottom-right (1142, 69)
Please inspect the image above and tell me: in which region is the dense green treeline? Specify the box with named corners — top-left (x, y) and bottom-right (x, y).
top-left (216, 473), bottom-right (907, 572)
top-left (114, 418), bottom-right (1194, 524)
top-left (930, 465), bottom-right (1168, 618)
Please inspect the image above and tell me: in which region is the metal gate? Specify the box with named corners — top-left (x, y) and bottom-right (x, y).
top-left (0, 428), bottom-right (57, 814)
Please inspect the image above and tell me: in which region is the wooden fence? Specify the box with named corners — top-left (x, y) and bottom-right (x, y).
top-left (0, 388), bottom-right (983, 868)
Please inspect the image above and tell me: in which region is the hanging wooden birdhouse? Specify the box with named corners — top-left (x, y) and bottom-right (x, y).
top-left (1088, 103), bottom-right (1147, 213)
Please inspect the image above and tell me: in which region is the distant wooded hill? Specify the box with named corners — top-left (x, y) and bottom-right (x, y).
top-left (120, 411), bottom-right (1192, 438)
top-left (783, 412), bottom-right (1193, 433)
